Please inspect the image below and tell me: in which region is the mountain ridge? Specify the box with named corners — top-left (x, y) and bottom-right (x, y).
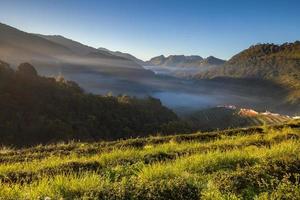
top-left (0, 23), bottom-right (73, 65)
top-left (98, 47), bottom-right (146, 65)
top-left (37, 34), bottom-right (127, 60)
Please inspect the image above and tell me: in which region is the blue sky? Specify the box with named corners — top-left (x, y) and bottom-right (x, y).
top-left (0, 0), bottom-right (299, 60)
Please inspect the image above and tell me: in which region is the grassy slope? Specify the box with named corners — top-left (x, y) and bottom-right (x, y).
top-left (0, 120), bottom-right (299, 199)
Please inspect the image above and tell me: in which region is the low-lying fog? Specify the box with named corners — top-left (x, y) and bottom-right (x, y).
top-left (31, 59), bottom-right (289, 116)
top-left (143, 65), bottom-right (217, 78)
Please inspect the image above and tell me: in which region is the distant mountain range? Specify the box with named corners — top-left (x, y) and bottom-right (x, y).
top-left (146, 55), bottom-right (226, 68)
top-left (142, 55), bottom-right (226, 78)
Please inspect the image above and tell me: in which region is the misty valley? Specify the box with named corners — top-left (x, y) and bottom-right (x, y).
top-left (0, 2), bottom-right (300, 198)
top-left (37, 62), bottom-right (298, 117)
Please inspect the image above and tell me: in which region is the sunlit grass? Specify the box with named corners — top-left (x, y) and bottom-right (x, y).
top-left (0, 121), bottom-right (299, 199)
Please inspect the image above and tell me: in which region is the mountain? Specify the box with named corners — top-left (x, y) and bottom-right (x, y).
top-left (0, 22), bottom-right (140, 65)
top-left (0, 22), bottom-right (157, 95)
top-left (144, 55), bottom-right (225, 78)
top-left (98, 47), bottom-right (146, 65)
top-left (147, 55), bottom-right (203, 67)
top-left (197, 42), bottom-right (300, 79)
top-left (201, 56), bottom-right (226, 66)
top-left (146, 55), bottom-right (225, 68)
top-left (196, 42), bottom-right (300, 103)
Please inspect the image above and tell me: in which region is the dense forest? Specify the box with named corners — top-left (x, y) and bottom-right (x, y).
top-left (0, 61), bottom-right (191, 147)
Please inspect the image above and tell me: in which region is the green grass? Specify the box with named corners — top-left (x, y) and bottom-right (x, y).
top-left (0, 120), bottom-right (299, 199)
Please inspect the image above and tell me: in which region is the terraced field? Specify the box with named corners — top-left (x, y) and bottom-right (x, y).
top-left (188, 107), bottom-right (291, 131)
top-left (0, 120), bottom-right (299, 199)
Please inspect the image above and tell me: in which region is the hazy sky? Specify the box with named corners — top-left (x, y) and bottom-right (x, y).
top-left (0, 0), bottom-right (299, 60)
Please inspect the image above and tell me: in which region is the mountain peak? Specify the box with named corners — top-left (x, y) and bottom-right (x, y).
top-left (202, 56), bottom-right (225, 65)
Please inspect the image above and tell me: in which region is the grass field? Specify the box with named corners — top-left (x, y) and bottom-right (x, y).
top-left (0, 121), bottom-right (299, 200)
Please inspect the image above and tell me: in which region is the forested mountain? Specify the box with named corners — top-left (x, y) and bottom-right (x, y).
top-left (196, 42), bottom-right (300, 103)
top-left (197, 42), bottom-right (300, 79)
top-left (0, 61), bottom-right (185, 147)
top-left (146, 55), bottom-right (225, 68)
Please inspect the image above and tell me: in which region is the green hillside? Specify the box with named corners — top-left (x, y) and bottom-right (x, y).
top-left (196, 42), bottom-right (300, 104)
top-left (0, 120), bottom-right (299, 199)
top-left (187, 107), bottom-right (291, 131)
top-left (0, 61), bottom-right (183, 147)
